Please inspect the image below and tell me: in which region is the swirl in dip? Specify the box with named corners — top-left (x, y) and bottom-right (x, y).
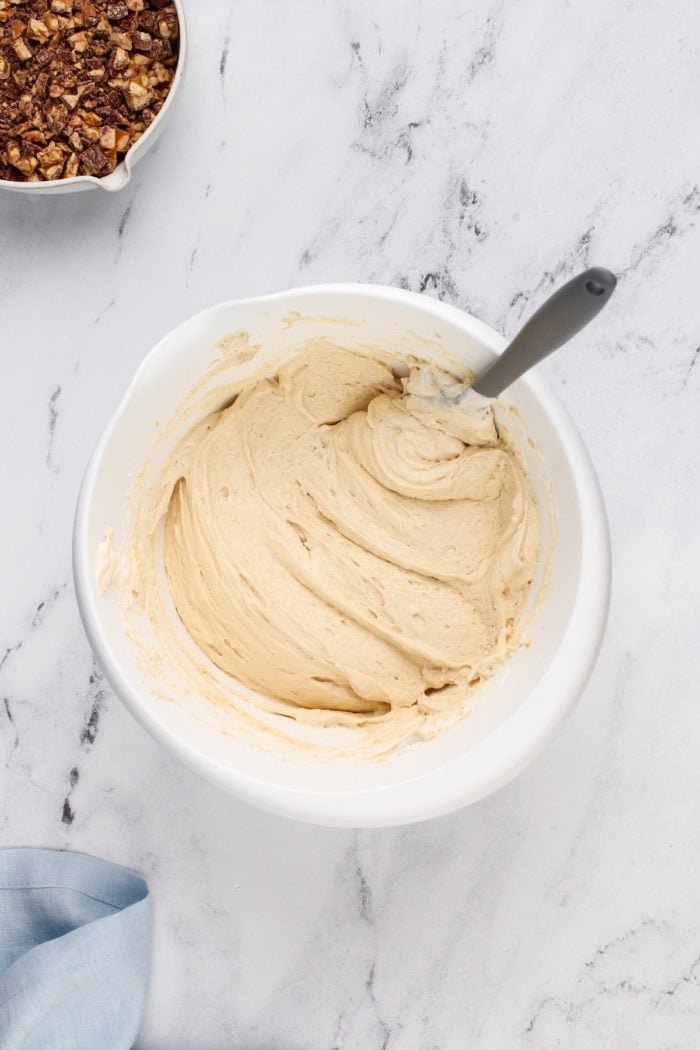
top-left (156, 345), bottom-right (540, 732)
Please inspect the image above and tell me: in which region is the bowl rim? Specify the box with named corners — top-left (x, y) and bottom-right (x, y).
top-left (73, 282), bottom-right (611, 827)
top-left (0, 0), bottom-right (187, 194)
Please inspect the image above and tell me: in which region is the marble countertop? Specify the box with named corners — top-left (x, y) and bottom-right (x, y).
top-left (2, 0), bottom-right (700, 1046)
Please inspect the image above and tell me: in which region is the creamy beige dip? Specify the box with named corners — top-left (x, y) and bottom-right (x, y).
top-left (155, 344), bottom-right (540, 724)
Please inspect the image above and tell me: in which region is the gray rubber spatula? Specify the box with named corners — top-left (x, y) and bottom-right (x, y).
top-left (470, 266), bottom-right (617, 400)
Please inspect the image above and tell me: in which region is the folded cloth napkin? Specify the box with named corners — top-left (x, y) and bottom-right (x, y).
top-left (0, 849), bottom-right (150, 1050)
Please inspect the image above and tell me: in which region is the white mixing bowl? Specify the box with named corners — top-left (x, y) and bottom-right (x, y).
top-left (73, 284), bottom-right (610, 827)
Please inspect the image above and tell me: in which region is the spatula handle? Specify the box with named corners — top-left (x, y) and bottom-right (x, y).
top-left (472, 267), bottom-right (617, 399)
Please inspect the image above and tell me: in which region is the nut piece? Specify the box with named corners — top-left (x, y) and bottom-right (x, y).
top-left (111, 45), bottom-right (129, 69)
top-left (64, 149), bottom-right (78, 175)
top-left (0, 0), bottom-right (180, 182)
top-left (99, 123), bottom-right (115, 149)
top-left (26, 17), bottom-right (49, 41)
top-left (12, 37), bottom-right (32, 60)
top-left (68, 30), bottom-right (88, 51)
top-left (110, 29), bottom-right (132, 49)
top-left (126, 75), bottom-right (152, 110)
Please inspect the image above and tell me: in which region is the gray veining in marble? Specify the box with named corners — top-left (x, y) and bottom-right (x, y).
top-left (2, 0), bottom-right (700, 1046)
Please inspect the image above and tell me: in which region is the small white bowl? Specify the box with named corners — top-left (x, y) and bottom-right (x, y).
top-left (0, 0), bottom-right (186, 195)
top-left (73, 284), bottom-right (610, 827)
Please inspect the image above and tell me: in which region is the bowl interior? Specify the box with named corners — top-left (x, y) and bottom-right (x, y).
top-left (75, 285), bottom-right (607, 825)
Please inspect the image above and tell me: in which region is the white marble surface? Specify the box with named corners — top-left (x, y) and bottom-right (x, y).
top-left (2, 0), bottom-right (700, 1045)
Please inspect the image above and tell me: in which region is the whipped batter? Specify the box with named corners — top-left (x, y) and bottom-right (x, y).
top-left (158, 345), bottom-right (540, 720)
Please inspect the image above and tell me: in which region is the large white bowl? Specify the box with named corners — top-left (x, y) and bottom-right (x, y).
top-left (0, 0), bottom-right (186, 195)
top-left (73, 284), bottom-right (610, 827)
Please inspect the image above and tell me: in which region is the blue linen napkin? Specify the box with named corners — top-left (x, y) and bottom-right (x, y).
top-left (0, 848), bottom-right (150, 1050)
